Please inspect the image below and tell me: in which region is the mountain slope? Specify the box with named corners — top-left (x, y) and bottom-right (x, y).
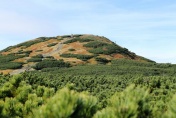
top-left (0, 34), bottom-right (154, 74)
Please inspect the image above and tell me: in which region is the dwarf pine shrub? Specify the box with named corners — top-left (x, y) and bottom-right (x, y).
top-left (33, 87), bottom-right (97, 118)
top-left (164, 95), bottom-right (176, 118)
top-left (93, 84), bottom-right (152, 118)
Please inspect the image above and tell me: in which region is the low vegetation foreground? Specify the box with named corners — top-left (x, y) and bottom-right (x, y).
top-left (0, 34), bottom-right (176, 118)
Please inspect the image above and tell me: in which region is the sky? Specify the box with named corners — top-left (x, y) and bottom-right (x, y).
top-left (0, 0), bottom-right (176, 63)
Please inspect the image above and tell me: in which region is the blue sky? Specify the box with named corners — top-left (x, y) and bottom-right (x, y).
top-left (0, 0), bottom-right (176, 63)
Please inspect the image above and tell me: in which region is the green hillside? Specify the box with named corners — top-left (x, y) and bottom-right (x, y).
top-left (1, 59), bottom-right (176, 117)
top-left (0, 34), bottom-right (176, 118)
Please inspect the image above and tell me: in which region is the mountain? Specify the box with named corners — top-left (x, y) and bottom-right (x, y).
top-left (0, 34), bottom-right (154, 74)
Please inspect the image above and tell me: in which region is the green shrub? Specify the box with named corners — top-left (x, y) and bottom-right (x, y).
top-left (0, 62), bottom-right (23, 70)
top-left (42, 87), bottom-right (55, 100)
top-left (36, 86), bottom-right (45, 97)
top-left (15, 50), bottom-right (32, 56)
top-left (73, 34), bottom-right (83, 37)
top-left (93, 84), bottom-right (152, 118)
top-left (10, 75), bottom-right (22, 88)
top-left (84, 41), bottom-right (108, 48)
top-left (41, 67), bottom-right (61, 72)
top-left (0, 83), bottom-right (14, 98)
top-left (33, 87), bottom-right (97, 118)
top-left (0, 100), bottom-right (4, 117)
top-left (33, 60), bottom-right (70, 70)
top-left (27, 58), bottom-right (42, 62)
top-left (23, 94), bottom-right (41, 116)
top-left (32, 54), bottom-right (43, 58)
top-left (3, 98), bottom-right (23, 117)
top-left (0, 75), bottom-right (56, 117)
top-left (87, 43), bottom-right (136, 57)
top-left (16, 85), bottom-right (32, 103)
top-left (84, 42), bottom-right (127, 55)
top-left (64, 37), bottom-right (94, 44)
top-left (47, 43), bottom-right (58, 47)
top-left (68, 48), bottom-right (76, 51)
top-left (0, 75), bottom-right (22, 99)
top-left (1, 74), bottom-right (176, 117)
top-left (164, 95), bottom-right (176, 118)
top-left (27, 54), bottom-right (43, 62)
top-left (0, 54), bottom-right (25, 63)
top-left (80, 38), bottom-right (94, 42)
top-left (63, 38), bottom-right (81, 44)
top-left (95, 57), bottom-right (110, 64)
top-left (88, 47), bottom-right (104, 54)
top-left (60, 53), bottom-right (94, 61)
top-left (62, 35), bottom-right (72, 38)
top-left (17, 37), bottom-right (50, 48)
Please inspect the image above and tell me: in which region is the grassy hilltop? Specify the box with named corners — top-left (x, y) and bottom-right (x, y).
top-left (0, 34), bottom-right (152, 75)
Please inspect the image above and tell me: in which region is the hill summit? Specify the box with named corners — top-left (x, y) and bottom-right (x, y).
top-left (0, 34), bottom-right (153, 74)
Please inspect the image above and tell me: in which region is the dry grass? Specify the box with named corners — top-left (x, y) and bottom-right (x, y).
top-left (98, 54), bottom-right (112, 60)
top-left (13, 57), bottom-right (27, 63)
top-left (1, 47), bottom-right (22, 55)
top-left (27, 39), bottom-right (60, 56)
top-left (0, 70), bottom-right (13, 75)
top-left (88, 58), bottom-right (97, 64)
top-left (63, 42), bottom-right (92, 55)
top-left (113, 54), bottom-right (126, 59)
top-left (0, 35), bottom-right (148, 73)
top-left (63, 58), bottom-right (85, 65)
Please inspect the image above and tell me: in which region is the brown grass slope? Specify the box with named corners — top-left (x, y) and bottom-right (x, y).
top-left (0, 34), bottom-right (154, 74)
